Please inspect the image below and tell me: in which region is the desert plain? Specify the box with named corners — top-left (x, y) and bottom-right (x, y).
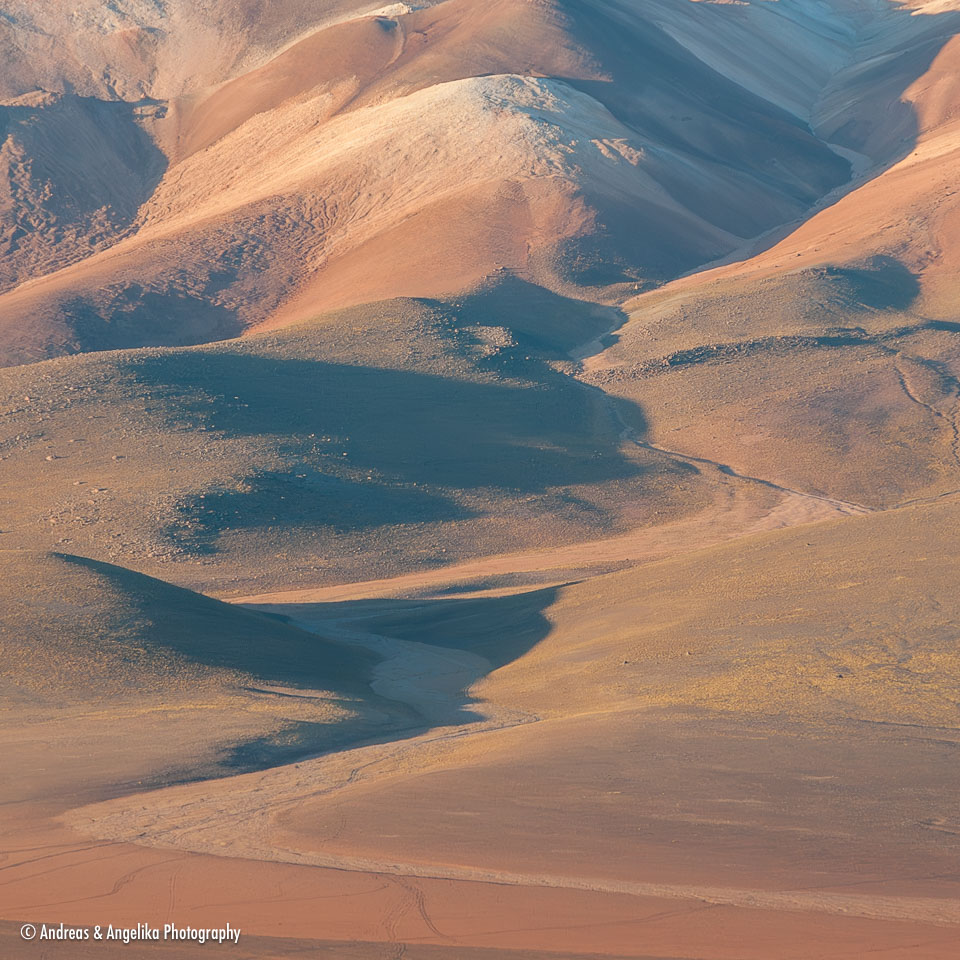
top-left (2, 1), bottom-right (960, 957)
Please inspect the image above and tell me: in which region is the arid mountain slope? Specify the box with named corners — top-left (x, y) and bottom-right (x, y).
top-left (0, 0), bottom-right (399, 102)
top-left (0, 293), bottom-right (707, 594)
top-left (0, 550), bottom-right (374, 705)
top-left (586, 259), bottom-right (960, 507)
top-left (584, 1), bottom-right (960, 508)
top-left (0, 549), bottom-right (405, 805)
top-left (0, 93), bottom-right (165, 291)
top-left (4, 5), bottom-right (960, 957)
top-left (475, 496), bottom-right (960, 725)
top-left (0, 0), bottom-right (882, 365)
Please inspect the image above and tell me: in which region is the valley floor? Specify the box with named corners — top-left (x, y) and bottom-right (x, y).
top-left (4, 469), bottom-right (960, 958)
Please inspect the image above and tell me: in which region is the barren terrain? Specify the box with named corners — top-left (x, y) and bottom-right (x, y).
top-left (3, 1), bottom-right (960, 958)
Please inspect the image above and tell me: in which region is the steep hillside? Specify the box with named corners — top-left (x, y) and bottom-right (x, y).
top-left (582, 1), bottom-right (960, 509)
top-left (0, 293), bottom-right (708, 594)
top-left (0, 92), bottom-right (165, 292)
top-left (0, 550), bottom-right (376, 704)
top-left (0, 0), bottom-right (864, 365)
top-left (0, 549), bottom-right (403, 803)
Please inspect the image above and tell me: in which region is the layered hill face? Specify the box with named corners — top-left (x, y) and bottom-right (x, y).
top-left (581, 0), bottom-right (960, 509)
top-left (0, 0), bottom-right (894, 365)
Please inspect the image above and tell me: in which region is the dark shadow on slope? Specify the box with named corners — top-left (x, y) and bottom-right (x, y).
top-left (552, 196), bottom-right (729, 289)
top-left (55, 552), bottom-right (378, 692)
top-left (0, 94), bottom-right (167, 291)
top-left (244, 585), bottom-right (562, 733)
top-left (817, 255), bottom-right (921, 312)
top-left (559, 0), bottom-right (849, 190)
top-left (556, 0), bottom-right (959, 284)
top-left (3, 549), bottom-right (420, 797)
top-left (173, 470), bottom-right (466, 555)
top-left (126, 352), bottom-right (646, 489)
top-left (627, 257), bottom-right (932, 373)
top-left (220, 713), bottom-right (423, 773)
top-left (321, 588), bottom-right (564, 671)
top-left (63, 288), bottom-right (243, 352)
top-left (123, 346), bottom-right (648, 552)
top-left (554, 0), bottom-right (852, 245)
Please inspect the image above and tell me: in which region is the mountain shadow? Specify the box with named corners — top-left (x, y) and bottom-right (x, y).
top-left (122, 342), bottom-right (650, 553)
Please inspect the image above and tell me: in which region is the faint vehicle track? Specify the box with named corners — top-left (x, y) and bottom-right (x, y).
top-left (893, 353), bottom-right (960, 472)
